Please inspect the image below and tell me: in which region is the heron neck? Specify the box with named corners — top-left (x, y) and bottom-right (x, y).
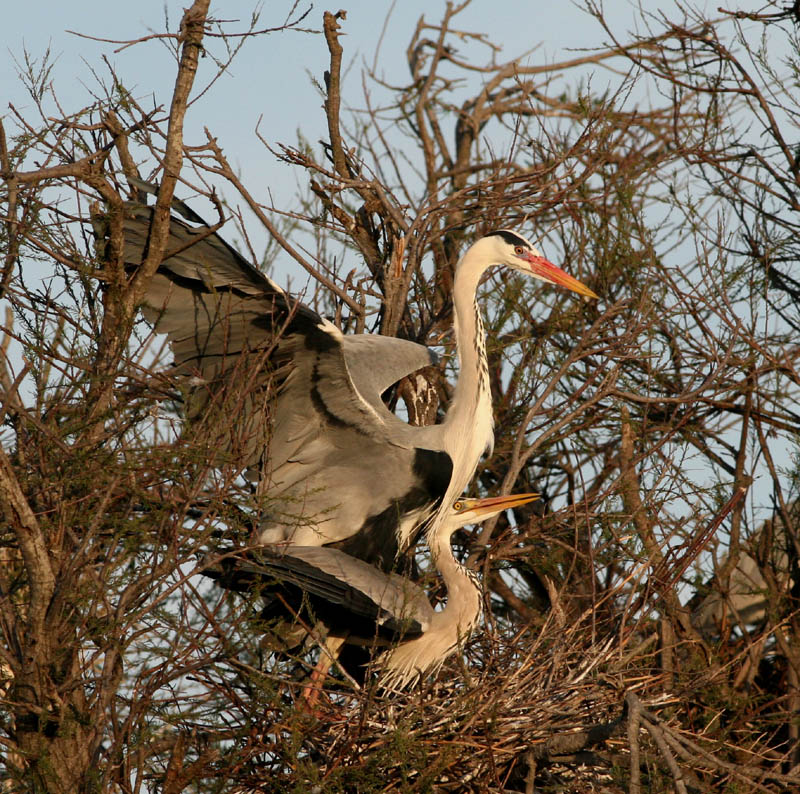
top-left (376, 527), bottom-right (483, 687)
top-left (429, 528), bottom-right (482, 634)
top-left (442, 251), bottom-right (493, 497)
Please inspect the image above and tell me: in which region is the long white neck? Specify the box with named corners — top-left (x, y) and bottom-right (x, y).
top-left (428, 527), bottom-right (483, 638)
top-left (441, 246), bottom-right (494, 501)
top-left (378, 527), bottom-right (482, 688)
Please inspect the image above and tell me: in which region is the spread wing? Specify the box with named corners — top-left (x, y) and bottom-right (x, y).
top-left (118, 202), bottom-right (439, 474)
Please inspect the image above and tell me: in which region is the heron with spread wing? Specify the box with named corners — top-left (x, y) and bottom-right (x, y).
top-left (119, 192), bottom-right (596, 573)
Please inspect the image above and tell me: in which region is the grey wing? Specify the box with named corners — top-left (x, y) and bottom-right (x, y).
top-left (123, 201), bottom-right (286, 297)
top-left (119, 203), bottom-right (426, 472)
top-left (122, 201), bottom-right (321, 383)
top-left (261, 330), bottom-right (448, 552)
top-left (341, 334), bottom-right (437, 414)
top-left (691, 552), bottom-right (769, 632)
top-left (225, 546), bottom-right (434, 635)
top-left (265, 329), bottom-right (430, 476)
top-left (121, 204), bottom-right (319, 466)
top-left (692, 508), bottom-right (792, 634)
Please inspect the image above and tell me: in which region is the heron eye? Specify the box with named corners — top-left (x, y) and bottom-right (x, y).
top-left (453, 501), bottom-right (464, 511)
top-left (514, 245), bottom-right (525, 256)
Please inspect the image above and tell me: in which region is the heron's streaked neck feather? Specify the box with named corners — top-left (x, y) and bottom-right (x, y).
top-left (442, 246), bottom-right (495, 501)
top-left (429, 525), bottom-right (483, 632)
top-left (378, 525), bottom-right (482, 688)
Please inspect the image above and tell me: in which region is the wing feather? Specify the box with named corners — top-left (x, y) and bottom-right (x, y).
top-left (122, 204), bottom-right (427, 457)
top-left (209, 547), bottom-right (433, 635)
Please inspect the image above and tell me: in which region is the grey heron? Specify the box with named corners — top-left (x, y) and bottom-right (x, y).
top-left (207, 491), bottom-right (539, 688)
top-left (119, 195), bottom-right (596, 571)
top-left (691, 501), bottom-right (794, 636)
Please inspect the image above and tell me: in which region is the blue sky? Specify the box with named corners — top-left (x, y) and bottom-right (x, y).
top-left (2, 1), bottom-right (644, 226)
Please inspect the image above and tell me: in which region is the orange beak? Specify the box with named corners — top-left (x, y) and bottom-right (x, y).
top-left (461, 492), bottom-right (540, 518)
top-left (524, 252), bottom-right (598, 299)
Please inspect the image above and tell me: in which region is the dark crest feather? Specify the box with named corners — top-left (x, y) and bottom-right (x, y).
top-left (486, 230), bottom-right (531, 250)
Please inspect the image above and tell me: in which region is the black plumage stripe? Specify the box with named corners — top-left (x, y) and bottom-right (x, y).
top-left (486, 229), bottom-right (531, 250)
top-left (309, 361), bottom-right (356, 430)
top-left (332, 447), bottom-right (453, 570)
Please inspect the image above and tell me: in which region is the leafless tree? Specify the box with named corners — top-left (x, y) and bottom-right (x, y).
top-left (2, 1), bottom-right (800, 791)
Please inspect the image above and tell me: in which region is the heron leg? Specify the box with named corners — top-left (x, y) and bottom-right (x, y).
top-left (300, 635), bottom-right (347, 711)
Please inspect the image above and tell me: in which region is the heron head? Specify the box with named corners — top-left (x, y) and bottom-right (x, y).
top-left (484, 229), bottom-right (598, 299)
top-left (449, 492), bottom-right (539, 529)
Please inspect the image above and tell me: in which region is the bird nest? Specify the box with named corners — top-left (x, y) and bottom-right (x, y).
top-left (306, 632), bottom-right (628, 793)
top-left (195, 600), bottom-right (797, 794)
